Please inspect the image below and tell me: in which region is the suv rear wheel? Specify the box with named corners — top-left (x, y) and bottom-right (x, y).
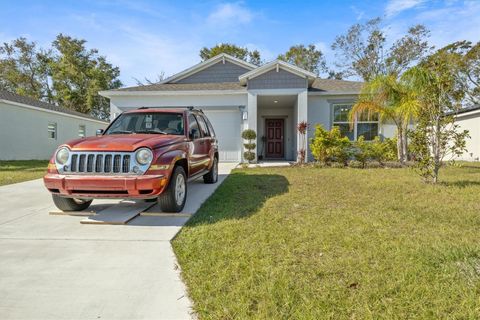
top-left (203, 157), bottom-right (218, 184)
top-left (52, 194), bottom-right (92, 211)
top-left (158, 166), bottom-right (187, 212)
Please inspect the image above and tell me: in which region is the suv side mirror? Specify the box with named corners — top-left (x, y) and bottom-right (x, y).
top-left (96, 129), bottom-right (104, 136)
top-left (189, 128), bottom-right (199, 140)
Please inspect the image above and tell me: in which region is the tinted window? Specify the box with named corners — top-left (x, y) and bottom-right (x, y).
top-left (105, 112), bottom-right (184, 135)
top-left (203, 116), bottom-right (216, 137)
top-left (188, 114), bottom-right (201, 140)
top-left (196, 114), bottom-right (210, 137)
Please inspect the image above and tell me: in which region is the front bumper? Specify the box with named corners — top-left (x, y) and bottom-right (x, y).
top-left (44, 173), bottom-right (168, 199)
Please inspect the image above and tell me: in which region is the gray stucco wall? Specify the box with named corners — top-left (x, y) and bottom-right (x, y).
top-left (176, 61), bottom-right (250, 83)
top-left (0, 101), bottom-right (108, 160)
top-left (248, 69), bottom-right (307, 89)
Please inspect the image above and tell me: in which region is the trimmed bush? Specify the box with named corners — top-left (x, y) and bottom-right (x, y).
top-left (242, 129), bottom-right (257, 163)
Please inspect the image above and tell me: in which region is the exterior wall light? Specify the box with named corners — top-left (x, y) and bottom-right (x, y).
top-left (242, 111), bottom-right (248, 120)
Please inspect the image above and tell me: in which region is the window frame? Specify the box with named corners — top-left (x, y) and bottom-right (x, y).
top-left (331, 103), bottom-right (380, 141)
top-left (187, 113), bottom-right (201, 140)
top-left (48, 122), bottom-right (57, 140)
top-left (196, 114), bottom-right (211, 137)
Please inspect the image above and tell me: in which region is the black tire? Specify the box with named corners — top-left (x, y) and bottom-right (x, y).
top-left (52, 194), bottom-right (92, 212)
top-left (203, 157), bottom-right (218, 184)
top-left (158, 166), bottom-right (187, 213)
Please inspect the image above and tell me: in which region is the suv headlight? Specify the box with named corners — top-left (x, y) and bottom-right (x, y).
top-left (135, 148), bottom-right (153, 165)
top-left (55, 147), bottom-right (70, 165)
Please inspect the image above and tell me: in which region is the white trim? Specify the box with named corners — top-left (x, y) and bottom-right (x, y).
top-left (455, 109), bottom-right (480, 119)
top-left (99, 90), bottom-right (247, 97)
top-left (248, 88), bottom-right (306, 95)
top-left (239, 60), bottom-right (317, 84)
top-left (159, 53), bottom-right (257, 84)
top-left (0, 99), bottom-right (109, 125)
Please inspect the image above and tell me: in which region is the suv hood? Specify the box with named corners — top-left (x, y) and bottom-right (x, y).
top-left (63, 134), bottom-right (186, 152)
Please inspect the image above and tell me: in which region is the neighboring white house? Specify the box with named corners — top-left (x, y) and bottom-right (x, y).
top-left (454, 106), bottom-right (480, 161)
top-left (0, 91), bottom-right (109, 160)
top-left (100, 53), bottom-right (392, 162)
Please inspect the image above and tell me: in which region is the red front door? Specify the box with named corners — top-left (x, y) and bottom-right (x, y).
top-left (265, 119), bottom-right (284, 159)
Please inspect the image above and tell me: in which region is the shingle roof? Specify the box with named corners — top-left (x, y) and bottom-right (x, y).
top-left (112, 82), bottom-right (246, 92)
top-left (110, 78), bottom-right (363, 94)
top-left (309, 79), bottom-right (364, 93)
top-left (0, 90), bottom-right (106, 122)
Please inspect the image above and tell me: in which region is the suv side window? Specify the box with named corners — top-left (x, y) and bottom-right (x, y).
top-left (203, 115), bottom-right (216, 137)
top-left (196, 114), bottom-right (210, 137)
top-left (188, 114), bottom-right (201, 140)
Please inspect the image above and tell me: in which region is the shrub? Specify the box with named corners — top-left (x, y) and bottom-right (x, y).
top-left (310, 125), bottom-right (351, 165)
top-left (242, 129), bottom-right (257, 163)
top-left (354, 136), bottom-right (370, 167)
top-left (348, 160), bottom-right (364, 168)
top-left (330, 162), bottom-right (346, 168)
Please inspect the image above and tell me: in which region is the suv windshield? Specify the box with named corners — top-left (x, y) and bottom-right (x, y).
top-left (105, 112), bottom-right (184, 135)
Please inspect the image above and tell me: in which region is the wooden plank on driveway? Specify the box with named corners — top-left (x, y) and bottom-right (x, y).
top-left (80, 201), bottom-right (155, 225)
top-left (49, 203), bottom-right (113, 217)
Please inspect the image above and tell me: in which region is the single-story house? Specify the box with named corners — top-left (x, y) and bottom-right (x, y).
top-left (453, 105), bottom-right (480, 161)
top-left (0, 90), bottom-right (108, 160)
top-left (100, 53), bottom-right (398, 162)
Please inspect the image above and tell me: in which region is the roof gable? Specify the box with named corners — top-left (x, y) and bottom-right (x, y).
top-left (239, 60), bottom-right (317, 85)
top-left (162, 53), bottom-right (257, 84)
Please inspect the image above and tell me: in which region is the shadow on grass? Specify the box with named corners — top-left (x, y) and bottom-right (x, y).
top-left (0, 160), bottom-right (48, 172)
top-left (186, 171), bottom-right (289, 226)
top-left (440, 180), bottom-right (480, 188)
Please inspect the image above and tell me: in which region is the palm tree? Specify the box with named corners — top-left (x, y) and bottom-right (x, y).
top-left (350, 73), bottom-right (419, 164)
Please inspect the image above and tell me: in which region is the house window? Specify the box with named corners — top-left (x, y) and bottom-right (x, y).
top-left (79, 125), bottom-right (86, 138)
top-left (332, 104), bottom-right (379, 141)
top-left (48, 123), bottom-right (57, 140)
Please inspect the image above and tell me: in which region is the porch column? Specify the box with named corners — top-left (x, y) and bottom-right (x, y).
top-left (246, 92), bottom-right (258, 162)
top-left (296, 90), bottom-right (308, 162)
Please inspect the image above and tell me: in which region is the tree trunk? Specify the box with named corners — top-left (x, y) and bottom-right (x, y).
top-left (397, 127), bottom-right (405, 165)
top-left (402, 125), bottom-right (409, 162)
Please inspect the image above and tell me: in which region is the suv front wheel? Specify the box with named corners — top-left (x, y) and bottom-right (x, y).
top-left (52, 194), bottom-right (93, 212)
top-left (158, 166), bottom-right (187, 212)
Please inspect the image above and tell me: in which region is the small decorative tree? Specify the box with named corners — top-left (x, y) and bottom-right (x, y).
top-left (297, 121), bottom-right (309, 164)
top-left (242, 129), bottom-right (257, 163)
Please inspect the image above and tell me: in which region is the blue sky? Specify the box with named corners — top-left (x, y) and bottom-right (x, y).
top-left (1, 0), bottom-right (479, 86)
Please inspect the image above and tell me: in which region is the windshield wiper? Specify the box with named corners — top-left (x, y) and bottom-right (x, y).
top-left (134, 130), bottom-right (168, 135)
top-left (108, 130), bottom-right (132, 134)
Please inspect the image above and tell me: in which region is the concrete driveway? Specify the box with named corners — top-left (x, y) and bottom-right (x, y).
top-left (0, 163), bottom-right (236, 320)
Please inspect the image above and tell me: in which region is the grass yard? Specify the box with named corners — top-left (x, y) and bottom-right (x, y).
top-left (173, 165), bottom-right (480, 319)
top-left (0, 160), bottom-right (48, 186)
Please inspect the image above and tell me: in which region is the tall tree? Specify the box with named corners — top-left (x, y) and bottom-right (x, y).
top-left (404, 45), bottom-right (470, 183)
top-left (332, 18), bottom-right (431, 81)
top-left (199, 43), bottom-right (262, 66)
top-left (0, 35), bottom-right (122, 120)
top-left (278, 44), bottom-right (327, 75)
top-left (0, 38), bottom-right (52, 101)
top-left (350, 73), bottom-right (419, 164)
top-left (49, 34), bottom-right (122, 119)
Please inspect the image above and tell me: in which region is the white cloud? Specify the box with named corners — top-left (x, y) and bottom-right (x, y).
top-left (385, 0), bottom-right (425, 17)
top-left (350, 5), bottom-right (365, 20)
top-left (207, 2), bottom-right (254, 27)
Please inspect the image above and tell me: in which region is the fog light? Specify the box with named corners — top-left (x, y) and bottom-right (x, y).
top-left (133, 166), bottom-right (140, 173)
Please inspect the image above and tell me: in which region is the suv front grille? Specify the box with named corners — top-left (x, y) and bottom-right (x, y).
top-left (68, 152), bottom-right (135, 174)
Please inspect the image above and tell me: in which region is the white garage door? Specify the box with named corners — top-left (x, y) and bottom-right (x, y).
top-left (203, 110), bottom-right (241, 162)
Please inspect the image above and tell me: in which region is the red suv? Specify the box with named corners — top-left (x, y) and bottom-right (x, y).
top-left (44, 108), bottom-right (219, 213)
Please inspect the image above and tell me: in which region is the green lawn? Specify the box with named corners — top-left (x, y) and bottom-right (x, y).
top-left (173, 165), bottom-right (480, 319)
top-left (0, 160), bottom-right (49, 186)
